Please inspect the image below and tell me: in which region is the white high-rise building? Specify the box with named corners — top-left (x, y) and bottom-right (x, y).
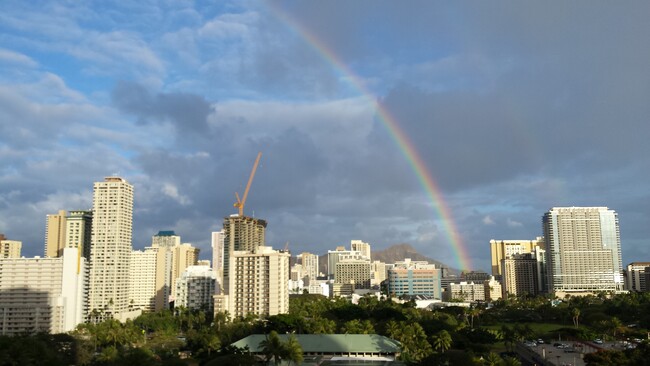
top-left (212, 230), bottom-right (225, 290)
top-left (350, 240), bottom-right (371, 260)
top-left (543, 207), bottom-right (624, 295)
top-left (175, 265), bottom-right (216, 311)
top-left (88, 177), bottom-right (136, 321)
top-left (129, 247), bottom-right (168, 312)
top-left (0, 248), bottom-right (86, 335)
top-left (65, 210), bottom-right (93, 260)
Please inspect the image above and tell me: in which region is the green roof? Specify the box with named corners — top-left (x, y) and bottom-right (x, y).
top-left (232, 334), bottom-right (401, 354)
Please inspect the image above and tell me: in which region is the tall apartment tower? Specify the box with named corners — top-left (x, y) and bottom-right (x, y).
top-left (543, 207), bottom-right (624, 296)
top-left (212, 230), bottom-right (225, 290)
top-left (489, 237), bottom-right (544, 278)
top-left (626, 262), bottom-right (650, 292)
top-left (298, 252), bottom-right (319, 281)
top-left (45, 210), bottom-right (67, 257)
top-left (88, 177), bottom-right (134, 321)
top-left (215, 246), bottom-right (289, 318)
top-left (65, 210), bottom-right (93, 259)
top-left (222, 215), bottom-right (266, 293)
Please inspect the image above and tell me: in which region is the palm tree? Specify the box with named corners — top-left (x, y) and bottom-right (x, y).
top-left (284, 334), bottom-right (303, 366)
top-left (571, 307), bottom-right (581, 328)
top-left (259, 330), bottom-right (285, 365)
top-left (468, 307), bottom-right (482, 329)
top-left (483, 352), bottom-right (502, 366)
top-left (431, 330), bottom-right (452, 353)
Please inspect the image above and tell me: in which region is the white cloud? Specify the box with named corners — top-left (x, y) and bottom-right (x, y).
top-left (482, 215), bottom-right (495, 225)
top-left (162, 183), bottom-right (191, 206)
top-left (0, 48), bottom-right (38, 67)
top-left (506, 218), bottom-right (523, 228)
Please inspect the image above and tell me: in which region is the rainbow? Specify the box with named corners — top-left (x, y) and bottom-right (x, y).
top-left (266, 4), bottom-right (472, 270)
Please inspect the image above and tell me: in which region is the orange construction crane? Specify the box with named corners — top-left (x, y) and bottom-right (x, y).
top-left (234, 152), bottom-right (262, 216)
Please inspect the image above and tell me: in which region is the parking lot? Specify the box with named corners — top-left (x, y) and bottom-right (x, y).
top-left (519, 340), bottom-right (629, 366)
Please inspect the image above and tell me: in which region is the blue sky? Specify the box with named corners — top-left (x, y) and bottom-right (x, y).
top-left (1, 1), bottom-right (650, 271)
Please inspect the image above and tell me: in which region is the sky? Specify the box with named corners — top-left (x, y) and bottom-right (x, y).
top-left (1, 1), bottom-right (650, 272)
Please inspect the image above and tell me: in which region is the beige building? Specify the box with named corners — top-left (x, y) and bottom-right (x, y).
top-left (543, 207), bottom-right (624, 295)
top-left (350, 240), bottom-right (371, 260)
top-left (0, 248), bottom-right (86, 335)
top-left (484, 276), bottom-right (502, 301)
top-left (502, 253), bottom-right (539, 297)
top-left (490, 238), bottom-right (544, 277)
top-left (65, 210), bottom-right (93, 259)
top-left (88, 177), bottom-right (136, 322)
top-left (327, 248), bottom-right (367, 280)
top-left (298, 252), bottom-right (319, 281)
top-left (129, 247), bottom-right (168, 312)
top-left (171, 243), bottom-right (200, 299)
top-left (215, 246), bottom-right (289, 318)
top-left (371, 260), bottom-right (387, 287)
top-left (627, 262), bottom-right (650, 292)
top-left (45, 210), bottom-right (67, 258)
top-left (444, 282), bottom-right (485, 302)
top-left (222, 215), bottom-right (266, 294)
top-left (1, 239), bottom-right (22, 258)
top-left (335, 259), bottom-right (372, 290)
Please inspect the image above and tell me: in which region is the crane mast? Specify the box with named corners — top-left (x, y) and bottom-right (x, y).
top-left (234, 152), bottom-right (262, 216)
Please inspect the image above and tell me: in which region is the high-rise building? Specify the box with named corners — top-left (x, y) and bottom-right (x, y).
top-left (543, 207), bottom-right (624, 295)
top-left (484, 276), bottom-right (502, 301)
top-left (335, 260), bottom-right (372, 290)
top-left (502, 253), bottom-right (539, 296)
top-left (0, 248), bottom-right (86, 335)
top-left (350, 240), bottom-right (371, 260)
top-left (627, 262), bottom-right (650, 292)
top-left (387, 259), bottom-right (441, 298)
top-left (212, 230), bottom-right (225, 290)
top-left (88, 177), bottom-right (135, 321)
top-left (175, 265), bottom-right (216, 311)
top-left (327, 247), bottom-right (366, 280)
top-left (489, 238), bottom-right (544, 277)
top-left (222, 215), bottom-right (266, 294)
top-left (1, 239), bottom-right (22, 258)
top-left (45, 210), bottom-right (67, 258)
top-left (129, 247), bottom-right (168, 312)
top-left (152, 231), bottom-right (181, 248)
top-left (298, 252), bottom-right (319, 281)
top-left (371, 260), bottom-right (387, 287)
top-left (65, 210), bottom-right (93, 259)
top-left (215, 246), bottom-right (289, 318)
top-left (171, 243), bottom-right (199, 299)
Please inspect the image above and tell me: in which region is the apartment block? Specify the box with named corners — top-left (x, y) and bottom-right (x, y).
top-left (175, 265), bottom-right (216, 311)
top-left (627, 262), bottom-right (650, 292)
top-left (45, 210), bottom-right (67, 258)
top-left (88, 177), bottom-right (136, 321)
top-left (0, 248), bottom-right (86, 335)
top-left (215, 246), bottom-right (289, 318)
top-left (543, 207), bottom-right (624, 295)
top-left (490, 237), bottom-right (544, 277)
top-left (1, 239), bottom-right (21, 258)
top-left (444, 282), bottom-right (485, 302)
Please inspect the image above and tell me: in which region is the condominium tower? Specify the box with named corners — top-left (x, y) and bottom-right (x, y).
top-left (222, 215), bottom-right (266, 294)
top-left (88, 177), bottom-right (134, 321)
top-left (543, 207), bottom-right (624, 295)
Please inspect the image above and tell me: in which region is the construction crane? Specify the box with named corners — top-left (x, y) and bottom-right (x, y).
top-left (234, 152), bottom-right (262, 216)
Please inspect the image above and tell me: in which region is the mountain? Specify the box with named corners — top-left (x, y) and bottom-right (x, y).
top-left (316, 243), bottom-right (460, 276)
top-left (372, 243), bottom-right (460, 274)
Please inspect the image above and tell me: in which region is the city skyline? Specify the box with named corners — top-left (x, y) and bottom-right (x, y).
top-left (2, 2), bottom-right (650, 272)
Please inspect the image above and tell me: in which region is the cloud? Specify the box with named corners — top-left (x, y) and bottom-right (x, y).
top-left (111, 81), bottom-right (214, 135)
top-left (482, 215), bottom-right (495, 226)
top-left (0, 48), bottom-right (38, 67)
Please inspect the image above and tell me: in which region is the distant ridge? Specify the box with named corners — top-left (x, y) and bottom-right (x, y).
top-left (317, 243), bottom-right (460, 276)
top-left (372, 243), bottom-right (460, 275)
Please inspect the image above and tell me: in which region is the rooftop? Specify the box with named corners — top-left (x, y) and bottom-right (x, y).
top-left (232, 334), bottom-right (401, 355)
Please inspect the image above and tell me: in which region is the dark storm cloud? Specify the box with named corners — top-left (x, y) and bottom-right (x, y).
top-left (112, 80), bottom-right (213, 134)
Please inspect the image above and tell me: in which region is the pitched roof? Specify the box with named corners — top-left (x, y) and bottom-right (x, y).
top-left (232, 334), bottom-right (401, 354)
